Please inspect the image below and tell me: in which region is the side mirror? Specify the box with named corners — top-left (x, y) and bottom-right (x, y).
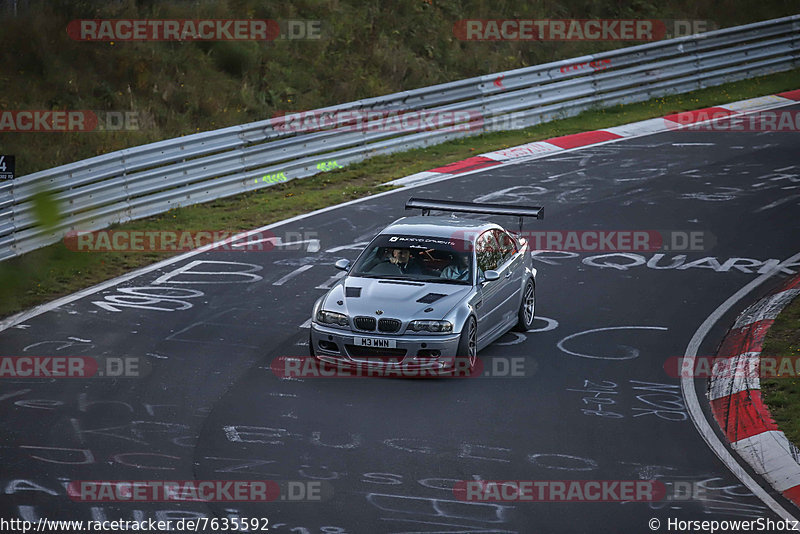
top-left (483, 270), bottom-right (500, 282)
top-left (334, 258), bottom-right (351, 271)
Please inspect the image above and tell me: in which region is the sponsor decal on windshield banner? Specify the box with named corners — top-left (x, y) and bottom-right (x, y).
top-left (387, 235), bottom-right (459, 247)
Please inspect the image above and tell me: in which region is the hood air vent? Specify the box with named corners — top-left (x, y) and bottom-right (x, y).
top-left (416, 293), bottom-right (447, 304)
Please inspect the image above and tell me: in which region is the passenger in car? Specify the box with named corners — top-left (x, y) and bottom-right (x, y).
top-left (440, 254), bottom-right (471, 281)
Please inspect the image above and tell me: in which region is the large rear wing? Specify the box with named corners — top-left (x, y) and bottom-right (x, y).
top-left (405, 197), bottom-right (544, 231)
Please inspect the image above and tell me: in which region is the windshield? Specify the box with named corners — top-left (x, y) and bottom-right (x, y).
top-left (350, 234), bottom-right (473, 285)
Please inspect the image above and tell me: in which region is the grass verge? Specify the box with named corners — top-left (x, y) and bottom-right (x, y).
top-left (761, 292), bottom-right (800, 447)
top-left (1, 67), bottom-right (799, 320)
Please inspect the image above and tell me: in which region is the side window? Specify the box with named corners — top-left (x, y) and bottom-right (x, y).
top-left (475, 231), bottom-right (501, 272)
top-left (494, 230), bottom-right (517, 265)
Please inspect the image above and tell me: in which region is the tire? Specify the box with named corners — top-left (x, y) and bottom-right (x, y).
top-left (454, 316), bottom-right (477, 376)
top-left (514, 279), bottom-right (535, 332)
top-left (308, 330), bottom-right (316, 357)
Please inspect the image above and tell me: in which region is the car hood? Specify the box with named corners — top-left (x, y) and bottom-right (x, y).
top-left (324, 276), bottom-right (471, 320)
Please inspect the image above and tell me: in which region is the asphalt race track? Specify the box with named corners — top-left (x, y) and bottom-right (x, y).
top-left (1, 106), bottom-right (799, 533)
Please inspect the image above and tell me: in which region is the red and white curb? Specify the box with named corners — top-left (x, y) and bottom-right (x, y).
top-left (388, 89), bottom-right (800, 187)
top-left (709, 275), bottom-right (800, 508)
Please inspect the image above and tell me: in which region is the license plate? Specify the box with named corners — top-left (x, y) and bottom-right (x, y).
top-left (354, 337), bottom-right (397, 349)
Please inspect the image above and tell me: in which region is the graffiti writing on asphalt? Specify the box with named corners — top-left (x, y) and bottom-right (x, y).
top-left (92, 261), bottom-right (262, 312)
top-left (532, 251), bottom-right (800, 274)
top-left (567, 379), bottom-right (687, 421)
top-left (92, 286), bottom-right (204, 312)
top-left (473, 164), bottom-right (799, 207)
top-left (557, 326), bottom-right (668, 360)
top-left (23, 337), bottom-right (95, 353)
top-left (4, 408), bottom-right (766, 529)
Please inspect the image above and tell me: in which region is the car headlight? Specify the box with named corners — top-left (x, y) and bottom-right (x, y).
top-left (409, 320), bottom-right (453, 333)
top-left (316, 310), bottom-right (350, 328)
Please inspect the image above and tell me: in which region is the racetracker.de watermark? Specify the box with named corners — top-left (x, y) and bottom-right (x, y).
top-left (0, 110), bottom-right (153, 132)
top-left (66, 480), bottom-right (331, 502)
top-left (271, 109), bottom-right (483, 133)
top-left (453, 480), bottom-right (730, 503)
top-left (0, 356), bottom-right (147, 378)
top-left (449, 230), bottom-right (714, 252)
top-left (667, 110), bottom-right (800, 132)
top-left (66, 19), bottom-right (323, 41)
top-left (63, 230), bottom-right (320, 253)
top-left (453, 480), bottom-right (666, 501)
top-left (271, 356), bottom-right (531, 378)
top-left (665, 355), bottom-right (800, 379)
top-left (453, 19), bottom-right (716, 41)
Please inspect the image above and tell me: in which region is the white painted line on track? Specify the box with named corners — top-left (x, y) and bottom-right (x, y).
top-left (273, 265), bottom-right (314, 286)
top-left (671, 143), bottom-right (716, 146)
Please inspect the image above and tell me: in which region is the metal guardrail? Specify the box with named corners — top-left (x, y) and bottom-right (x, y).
top-left (2, 15), bottom-right (798, 260)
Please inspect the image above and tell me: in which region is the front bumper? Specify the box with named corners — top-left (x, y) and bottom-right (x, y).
top-left (310, 322), bottom-right (462, 372)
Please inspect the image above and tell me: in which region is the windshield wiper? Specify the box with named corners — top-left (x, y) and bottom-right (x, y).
top-left (354, 274), bottom-right (409, 281)
top-left (431, 278), bottom-right (471, 285)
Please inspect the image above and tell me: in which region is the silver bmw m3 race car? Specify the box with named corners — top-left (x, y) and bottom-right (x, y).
top-left (309, 198), bottom-right (544, 375)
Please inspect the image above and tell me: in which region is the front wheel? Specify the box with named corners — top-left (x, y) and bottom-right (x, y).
top-left (513, 279), bottom-right (535, 332)
top-left (308, 329), bottom-right (316, 357)
top-left (454, 316), bottom-right (477, 376)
